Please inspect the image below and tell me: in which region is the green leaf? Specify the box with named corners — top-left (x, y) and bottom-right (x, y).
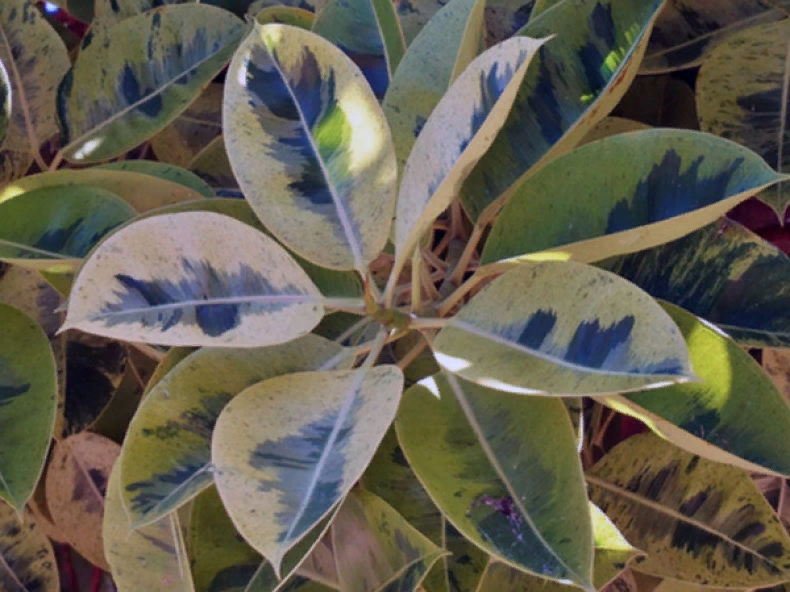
top-left (577, 115), bottom-right (651, 146)
top-left (150, 83), bottom-right (223, 167)
top-left (0, 185), bottom-right (137, 272)
top-left (186, 136), bottom-right (238, 193)
top-left (601, 218), bottom-right (790, 348)
top-left (0, 303), bottom-right (57, 511)
top-left (212, 364), bottom-right (403, 574)
top-left (642, 0), bottom-right (789, 74)
top-left (95, 160), bottom-right (215, 197)
top-left (587, 432), bottom-right (790, 589)
top-left (484, 0), bottom-right (536, 46)
top-left (103, 460), bottom-right (195, 592)
top-left (142, 197), bottom-right (364, 299)
top-left (395, 373), bottom-right (594, 589)
top-left (696, 19), bottom-right (790, 216)
top-left (432, 261), bottom-right (693, 396)
top-left (331, 488), bottom-right (446, 592)
top-left (459, 0), bottom-right (666, 224)
top-left (312, 0), bottom-right (406, 100)
top-left (254, 5), bottom-right (314, 29)
top-left (481, 130), bottom-right (786, 269)
top-left (120, 334), bottom-right (350, 528)
top-left (0, 168), bottom-right (206, 212)
top-left (0, 59), bottom-right (10, 147)
top-left (57, 4), bottom-right (246, 163)
top-left (602, 300), bottom-right (790, 477)
top-left (0, 501), bottom-right (59, 592)
top-left (94, 0), bottom-right (191, 25)
top-left (388, 34), bottom-right (547, 293)
top-left (62, 211), bottom-right (328, 347)
top-left (0, 0), bottom-right (70, 156)
top-left (223, 23), bottom-right (398, 272)
top-left (382, 0), bottom-right (486, 172)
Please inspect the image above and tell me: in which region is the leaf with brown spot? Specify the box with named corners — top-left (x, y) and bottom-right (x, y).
top-left (45, 431), bottom-right (120, 570)
top-left (0, 502), bottom-right (59, 592)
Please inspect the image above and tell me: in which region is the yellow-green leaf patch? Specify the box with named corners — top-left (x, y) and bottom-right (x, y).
top-left (0, 502), bottom-right (59, 592)
top-left (482, 129), bottom-right (785, 268)
top-left (212, 365), bottom-right (403, 573)
top-left (0, 303), bottom-right (57, 511)
top-left (121, 334), bottom-right (349, 528)
top-left (587, 432), bottom-right (790, 589)
top-left (395, 373), bottom-right (594, 588)
top-left (223, 23), bottom-right (398, 272)
top-left (57, 4), bottom-right (247, 163)
top-left (432, 261), bottom-right (692, 396)
top-left (255, 4), bottom-right (314, 29)
top-left (62, 211), bottom-right (327, 347)
top-left (96, 160), bottom-right (215, 197)
top-left (459, 0), bottom-right (666, 224)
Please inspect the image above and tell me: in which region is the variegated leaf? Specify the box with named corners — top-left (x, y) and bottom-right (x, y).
top-left (481, 130), bottom-right (786, 269)
top-left (395, 373), bottom-right (594, 588)
top-left (104, 460), bottom-right (195, 592)
top-left (388, 34), bottom-right (547, 297)
top-left (331, 488), bottom-right (446, 592)
top-left (0, 502), bottom-right (59, 592)
top-left (186, 136), bottom-right (238, 194)
top-left (432, 261), bottom-right (692, 396)
top-left (96, 160), bottom-right (215, 197)
top-left (94, 0), bottom-right (191, 25)
top-left (587, 432), bottom-right (790, 588)
top-left (459, 0), bottom-right (666, 225)
top-left (0, 59), bottom-right (9, 147)
top-left (382, 0), bottom-right (486, 172)
top-left (484, 0), bottom-right (535, 46)
top-left (0, 303), bottom-right (57, 511)
top-left (0, 149), bottom-right (32, 189)
top-left (57, 4), bottom-right (246, 163)
top-left (62, 211), bottom-right (328, 347)
top-left (601, 218), bottom-right (790, 348)
top-left (0, 185), bottom-right (137, 272)
top-left (642, 0), bottom-right (790, 74)
top-left (0, 0), bottom-right (70, 156)
top-left (696, 19), bottom-right (790, 216)
top-left (212, 365), bottom-right (403, 574)
top-left (121, 335), bottom-right (350, 528)
top-left (578, 116), bottom-right (651, 146)
top-left (254, 5), bottom-right (315, 29)
top-left (223, 23), bottom-right (398, 272)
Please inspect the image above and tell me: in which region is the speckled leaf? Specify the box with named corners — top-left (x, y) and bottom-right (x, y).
top-left (0, 168), bottom-right (206, 212)
top-left (393, 0), bottom-right (444, 44)
top-left (0, 185), bottom-right (137, 273)
top-left (382, 0), bottom-right (486, 172)
top-left (432, 261), bottom-right (692, 396)
top-left (389, 35), bottom-right (546, 292)
top-left (254, 5), bottom-right (314, 28)
top-left (94, 0), bottom-right (191, 26)
top-left (331, 488), bottom-right (446, 592)
top-left (150, 83), bottom-right (223, 167)
top-left (212, 365), bottom-right (404, 574)
top-left (0, 0), bottom-right (70, 156)
top-left (143, 198), bottom-right (364, 299)
top-left (96, 160), bottom-right (215, 197)
top-left (0, 60), bottom-right (10, 147)
top-left (57, 4), bottom-right (246, 163)
top-left (0, 303), bottom-right (57, 511)
top-left (587, 432), bottom-right (790, 588)
top-left (696, 19), bottom-right (790, 217)
top-left (396, 373), bottom-right (594, 588)
top-left (481, 130), bottom-right (786, 268)
top-left (312, 0), bottom-right (406, 100)
top-left (459, 0), bottom-right (666, 225)
top-left (104, 460), bottom-right (194, 592)
top-left (45, 432), bottom-right (120, 571)
top-left (601, 300), bottom-right (790, 477)
top-left (223, 23), bottom-right (398, 272)
top-left (601, 218), bottom-right (790, 348)
top-left (0, 149), bottom-right (32, 189)
top-left (642, 0), bottom-right (790, 74)
top-left (484, 0), bottom-right (535, 46)
top-left (0, 502), bottom-right (59, 592)
top-left (186, 136), bottom-right (238, 193)
top-left (121, 334), bottom-right (349, 528)
top-left (578, 116), bottom-right (651, 146)
top-left (62, 211), bottom-right (327, 347)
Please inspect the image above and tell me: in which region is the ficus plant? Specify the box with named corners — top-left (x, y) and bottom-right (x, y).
top-left (2, 0), bottom-right (790, 591)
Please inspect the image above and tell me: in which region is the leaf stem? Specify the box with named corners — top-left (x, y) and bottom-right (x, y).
top-left (408, 317), bottom-right (448, 330)
top-left (449, 224), bottom-right (483, 285)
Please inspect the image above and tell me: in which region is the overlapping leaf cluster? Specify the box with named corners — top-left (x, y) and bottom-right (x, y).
top-left (1, 0), bottom-right (790, 591)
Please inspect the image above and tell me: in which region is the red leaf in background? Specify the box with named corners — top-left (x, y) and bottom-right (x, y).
top-left (757, 226), bottom-right (790, 255)
top-left (727, 196), bottom-right (780, 232)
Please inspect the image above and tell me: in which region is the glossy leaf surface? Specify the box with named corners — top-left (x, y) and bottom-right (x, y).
top-left (459, 0), bottom-right (666, 224)
top-left (0, 303), bottom-right (57, 511)
top-left (121, 335), bottom-right (349, 528)
top-left (0, 60), bottom-right (9, 147)
top-left (0, 502), bottom-right (59, 592)
top-left (432, 261), bottom-right (692, 396)
top-left (57, 4), bottom-right (246, 163)
top-left (212, 366), bottom-right (403, 573)
top-left (396, 373), bottom-right (594, 588)
top-left (223, 23), bottom-right (397, 272)
top-left (482, 130), bottom-right (785, 267)
top-left (62, 211), bottom-right (326, 347)
top-left (587, 432), bottom-right (790, 588)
